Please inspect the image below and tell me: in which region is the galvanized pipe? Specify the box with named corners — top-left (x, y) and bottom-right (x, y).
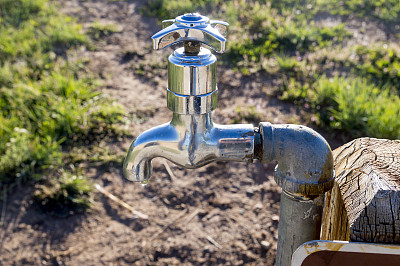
top-left (255, 122), bottom-right (334, 266)
top-left (277, 191), bottom-right (325, 265)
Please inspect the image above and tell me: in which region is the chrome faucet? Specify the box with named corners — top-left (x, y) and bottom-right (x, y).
top-left (123, 13), bottom-right (254, 183)
top-left (123, 13), bottom-right (335, 266)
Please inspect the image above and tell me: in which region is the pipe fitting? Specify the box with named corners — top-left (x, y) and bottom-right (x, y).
top-left (256, 122), bottom-right (334, 197)
top-left (255, 122), bottom-right (334, 266)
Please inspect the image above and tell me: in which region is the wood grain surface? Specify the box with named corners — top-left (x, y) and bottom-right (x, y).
top-left (321, 138), bottom-right (400, 243)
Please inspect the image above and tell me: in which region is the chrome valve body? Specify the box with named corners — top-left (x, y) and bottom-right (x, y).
top-left (153, 13), bottom-right (228, 115)
top-left (123, 13), bottom-right (255, 182)
top-left (167, 47), bottom-right (217, 115)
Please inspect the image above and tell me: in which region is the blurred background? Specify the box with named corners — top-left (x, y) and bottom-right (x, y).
top-left (0, 0), bottom-right (399, 265)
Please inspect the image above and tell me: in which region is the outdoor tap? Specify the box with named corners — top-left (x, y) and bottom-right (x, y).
top-left (123, 13), bottom-right (254, 183)
top-left (123, 13), bottom-right (335, 266)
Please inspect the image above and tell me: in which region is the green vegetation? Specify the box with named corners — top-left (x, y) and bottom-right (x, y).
top-left (0, 0), bottom-right (125, 214)
top-left (87, 21), bottom-right (121, 41)
top-left (281, 76), bottom-right (400, 139)
top-left (34, 171), bottom-right (93, 217)
top-left (223, 1), bottom-right (349, 69)
top-left (142, 0), bottom-right (400, 139)
top-left (231, 106), bottom-right (263, 125)
top-left (319, 0), bottom-right (400, 24)
top-left (321, 44), bottom-right (400, 90)
top-left (140, 0), bottom-right (223, 19)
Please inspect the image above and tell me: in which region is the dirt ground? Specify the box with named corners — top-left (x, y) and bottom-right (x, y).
top-left (0, 1), bottom-right (343, 265)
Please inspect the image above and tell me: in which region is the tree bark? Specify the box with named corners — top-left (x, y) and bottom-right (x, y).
top-left (321, 138), bottom-right (400, 243)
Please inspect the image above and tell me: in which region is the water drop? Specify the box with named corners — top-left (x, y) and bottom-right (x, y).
top-left (140, 179), bottom-right (149, 186)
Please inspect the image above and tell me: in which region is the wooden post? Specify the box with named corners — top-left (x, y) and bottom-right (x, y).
top-left (321, 138), bottom-right (400, 243)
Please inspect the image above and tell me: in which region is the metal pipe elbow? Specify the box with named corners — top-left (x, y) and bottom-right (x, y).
top-left (256, 122), bottom-right (334, 197)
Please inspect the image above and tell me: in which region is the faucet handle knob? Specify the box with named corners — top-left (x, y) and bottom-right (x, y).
top-left (151, 13), bottom-right (229, 53)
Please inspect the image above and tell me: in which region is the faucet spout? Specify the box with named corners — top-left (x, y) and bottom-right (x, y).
top-left (123, 121), bottom-right (176, 182)
top-left (123, 113), bottom-right (255, 182)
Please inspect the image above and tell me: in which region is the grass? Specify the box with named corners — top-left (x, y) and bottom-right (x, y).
top-left (34, 171), bottom-right (93, 217)
top-left (142, 0), bottom-right (400, 139)
top-left (231, 106), bottom-right (263, 125)
top-left (280, 76), bottom-right (400, 139)
top-left (319, 0), bottom-right (400, 24)
top-left (87, 21), bottom-right (121, 41)
top-left (223, 1), bottom-right (350, 68)
top-left (328, 44), bottom-right (400, 90)
top-left (0, 0), bottom-right (126, 215)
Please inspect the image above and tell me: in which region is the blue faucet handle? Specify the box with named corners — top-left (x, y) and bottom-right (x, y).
top-left (151, 13), bottom-right (229, 53)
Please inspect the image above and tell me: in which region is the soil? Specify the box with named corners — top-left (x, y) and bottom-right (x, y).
top-left (0, 1), bottom-right (344, 265)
